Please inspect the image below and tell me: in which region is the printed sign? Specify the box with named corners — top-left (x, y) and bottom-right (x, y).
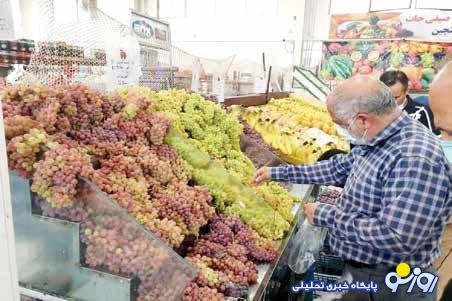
top-left (105, 35), bottom-right (141, 90)
top-left (305, 128), bottom-right (336, 147)
top-left (401, 11), bottom-right (452, 41)
top-left (329, 12), bottom-right (411, 40)
top-left (320, 40), bottom-right (452, 91)
top-left (330, 10), bottom-right (452, 41)
top-left (131, 11), bottom-right (171, 50)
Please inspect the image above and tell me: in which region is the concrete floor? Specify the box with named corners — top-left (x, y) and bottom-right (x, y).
top-left (435, 224), bottom-right (452, 300)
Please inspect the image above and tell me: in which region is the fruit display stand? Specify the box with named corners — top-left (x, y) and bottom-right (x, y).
top-left (10, 172), bottom-right (197, 301)
top-left (248, 184), bottom-right (315, 301)
top-left (2, 80), bottom-right (325, 300)
top-left (9, 169), bottom-right (314, 301)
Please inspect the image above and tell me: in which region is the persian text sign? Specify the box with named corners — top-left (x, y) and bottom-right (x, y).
top-left (330, 10), bottom-right (452, 41)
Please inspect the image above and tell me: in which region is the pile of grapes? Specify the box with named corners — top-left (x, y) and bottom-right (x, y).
top-left (316, 187), bottom-right (341, 205)
top-left (2, 84), bottom-right (280, 300)
top-left (121, 88), bottom-right (299, 231)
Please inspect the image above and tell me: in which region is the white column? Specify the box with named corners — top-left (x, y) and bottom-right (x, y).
top-left (0, 100), bottom-right (20, 301)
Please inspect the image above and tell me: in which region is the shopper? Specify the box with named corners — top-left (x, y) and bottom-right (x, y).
top-left (254, 76), bottom-right (452, 301)
top-left (430, 62), bottom-right (452, 152)
top-left (429, 61), bottom-right (452, 300)
top-left (380, 70), bottom-right (440, 135)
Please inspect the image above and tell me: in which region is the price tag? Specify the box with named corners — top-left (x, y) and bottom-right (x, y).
top-left (305, 128), bottom-right (335, 147)
top-left (105, 35), bottom-right (141, 90)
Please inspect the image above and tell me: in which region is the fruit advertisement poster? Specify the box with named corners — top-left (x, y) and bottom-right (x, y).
top-left (329, 12), bottom-right (411, 39)
top-left (330, 11), bottom-right (452, 41)
top-left (320, 40), bottom-right (452, 91)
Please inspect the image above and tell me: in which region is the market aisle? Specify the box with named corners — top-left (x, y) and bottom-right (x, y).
top-left (435, 224), bottom-right (452, 300)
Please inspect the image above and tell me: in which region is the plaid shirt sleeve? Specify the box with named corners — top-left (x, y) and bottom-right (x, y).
top-left (270, 152), bottom-right (356, 185)
top-left (313, 156), bottom-right (449, 254)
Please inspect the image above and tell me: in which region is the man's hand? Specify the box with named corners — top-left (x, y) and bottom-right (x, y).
top-left (253, 167), bottom-right (271, 185)
top-left (304, 202), bottom-right (319, 225)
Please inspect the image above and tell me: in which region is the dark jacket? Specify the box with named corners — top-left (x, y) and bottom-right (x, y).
top-left (404, 95), bottom-right (440, 136)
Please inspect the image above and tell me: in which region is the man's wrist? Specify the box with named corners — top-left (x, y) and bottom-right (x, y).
top-left (312, 203), bottom-right (335, 227)
top-left (270, 166), bottom-right (287, 181)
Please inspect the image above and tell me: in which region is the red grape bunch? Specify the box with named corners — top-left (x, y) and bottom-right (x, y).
top-left (31, 143), bottom-right (94, 208)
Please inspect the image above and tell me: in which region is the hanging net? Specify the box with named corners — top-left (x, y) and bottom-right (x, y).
top-left (171, 46), bottom-right (235, 98)
top-left (18, 0), bottom-right (173, 92)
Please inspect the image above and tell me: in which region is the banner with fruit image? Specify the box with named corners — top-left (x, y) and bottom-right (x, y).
top-left (330, 11), bottom-right (452, 40)
top-left (320, 40), bottom-right (452, 91)
top-left (330, 12), bottom-right (413, 40)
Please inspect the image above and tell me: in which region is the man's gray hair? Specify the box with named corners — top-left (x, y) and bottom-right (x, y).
top-left (331, 77), bottom-right (397, 121)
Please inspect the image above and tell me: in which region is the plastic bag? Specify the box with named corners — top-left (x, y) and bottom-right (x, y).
top-left (288, 218), bottom-right (327, 274)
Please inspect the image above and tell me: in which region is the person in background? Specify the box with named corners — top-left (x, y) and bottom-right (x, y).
top-left (380, 70), bottom-right (440, 135)
top-left (413, 94), bottom-right (429, 106)
top-left (254, 76), bottom-right (451, 301)
top-left (428, 61), bottom-right (452, 301)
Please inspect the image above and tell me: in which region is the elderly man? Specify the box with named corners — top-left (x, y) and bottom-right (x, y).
top-left (429, 62), bottom-right (452, 300)
top-left (254, 76), bottom-right (452, 301)
top-left (430, 62), bottom-right (452, 155)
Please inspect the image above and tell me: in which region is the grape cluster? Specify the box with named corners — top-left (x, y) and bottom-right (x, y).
top-left (152, 184), bottom-right (214, 234)
top-left (186, 256), bottom-right (222, 288)
top-left (7, 128), bottom-right (49, 178)
top-left (205, 214), bottom-right (278, 263)
top-left (317, 187), bottom-right (341, 205)
top-left (34, 197), bottom-right (193, 301)
top-left (4, 115), bottom-right (43, 141)
top-left (182, 283), bottom-right (224, 301)
top-left (182, 213), bottom-right (279, 298)
top-left (254, 182), bottom-right (297, 223)
top-left (31, 143), bottom-right (94, 208)
top-left (4, 84), bottom-right (214, 249)
top-left (121, 88), bottom-right (255, 184)
top-left (4, 84), bottom-right (292, 300)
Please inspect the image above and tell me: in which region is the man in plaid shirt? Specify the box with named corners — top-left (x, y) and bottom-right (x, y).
top-left (255, 76), bottom-right (451, 301)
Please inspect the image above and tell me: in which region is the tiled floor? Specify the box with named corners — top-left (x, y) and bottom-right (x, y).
top-left (435, 224), bottom-right (452, 300)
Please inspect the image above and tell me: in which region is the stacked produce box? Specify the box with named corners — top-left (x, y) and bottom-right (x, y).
top-left (2, 85), bottom-right (303, 300)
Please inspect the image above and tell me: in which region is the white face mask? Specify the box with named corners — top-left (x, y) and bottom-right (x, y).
top-left (397, 98), bottom-right (407, 110)
top-left (336, 116), bottom-right (368, 145)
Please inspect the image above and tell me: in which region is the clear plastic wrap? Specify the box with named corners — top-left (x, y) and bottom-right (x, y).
top-left (287, 219), bottom-right (327, 274)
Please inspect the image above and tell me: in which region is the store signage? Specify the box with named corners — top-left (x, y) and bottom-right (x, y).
top-left (105, 35), bottom-right (141, 90)
top-left (131, 11), bottom-right (171, 50)
top-left (320, 40), bottom-right (452, 92)
top-left (132, 20), bottom-right (154, 40)
top-left (329, 10), bottom-right (452, 41)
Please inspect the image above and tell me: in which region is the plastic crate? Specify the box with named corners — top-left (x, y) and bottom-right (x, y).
top-left (314, 251), bottom-right (344, 276)
top-left (312, 250), bottom-right (345, 299)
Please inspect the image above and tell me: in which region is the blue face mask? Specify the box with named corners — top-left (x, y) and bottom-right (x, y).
top-left (442, 140), bottom-right (452, 163)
